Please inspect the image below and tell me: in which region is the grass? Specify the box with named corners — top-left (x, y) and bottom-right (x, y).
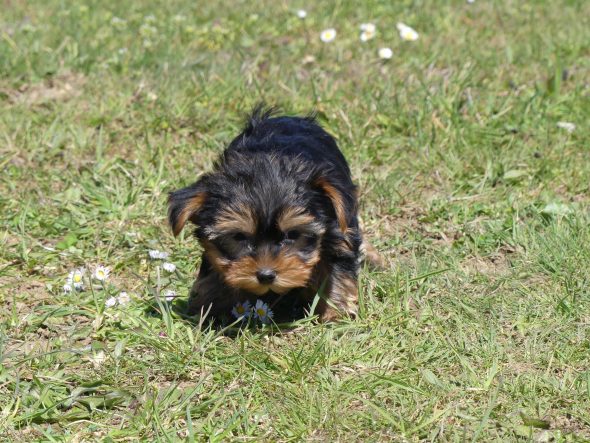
top-left (1, 0), bottom-right (590, 440)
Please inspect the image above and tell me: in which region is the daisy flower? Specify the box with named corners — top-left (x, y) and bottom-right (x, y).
top-left (231, 301), bottom-right (252, 320)
top-left (105, 296), bottom-right (118, 308)
top-left (67, 268), bottom-right (85, 290)
top-left (296, 9), bottom-right (307, 19)
top-left (253, 299), bottom-right (274, 324)
top-left (93, 265), bottom-right (110, 281)
top-left (148, 249), bottom-right (169, 260)
top-left (63, 283), bottom-right (72, 294)
top-left (110, 17), bottom-right (127, 29)
top-left (360, 23), bottom-right (376, 33)
top-left (359, 23), bottom-right (376, 42)
top-left (162, 262), bottom-right (176, 273)
top-left (396, 22), bottom-right (419, 41)
top-left (164, 289), bottom-right (176, 302)
top-left (139, 24), bottom-right (158, 38)
top-left (557, 121), bottom-right (575, 133)
top-left (320, 28), bottom-right (337, 43)
top-left (378, 47), bottom-right (393, 59)
top-left (117, 291), bottom-right (131, 305)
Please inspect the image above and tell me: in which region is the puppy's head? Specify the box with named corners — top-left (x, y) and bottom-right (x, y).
top-left (168, 152), bottom-right (351, 295)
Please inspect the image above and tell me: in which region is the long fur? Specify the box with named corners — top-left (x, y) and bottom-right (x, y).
top-left (169, 106), bottom-right (372, 323)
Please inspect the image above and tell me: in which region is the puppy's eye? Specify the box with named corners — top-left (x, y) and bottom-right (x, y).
top-left (285, 230), bottom-right (301, 241)
top-left (232, 232), bottom-right (248, 242)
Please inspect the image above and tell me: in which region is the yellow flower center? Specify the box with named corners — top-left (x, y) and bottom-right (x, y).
top-left (74, 274), bottom-right (82, 282)
top-left (236, 305), bottom-right (245, 314)
top-left (97, 271), bottom-right (104, 277)
top-left (257, 308), bottom-right (266, 317)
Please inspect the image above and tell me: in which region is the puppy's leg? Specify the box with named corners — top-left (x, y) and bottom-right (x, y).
top-left (187, 272), bottom-right (220, 317)
top-left (359, 237), bottom-right (384, 269)
top-left (318, 229), bottom-right (362, 322)
top-left (319, 267), bottom-right (359, 322)
top-left (187, 258), bottom-right (231, 317)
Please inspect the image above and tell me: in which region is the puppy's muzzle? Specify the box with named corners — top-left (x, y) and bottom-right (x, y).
top-left (256, 268), bottom-right (276, 284)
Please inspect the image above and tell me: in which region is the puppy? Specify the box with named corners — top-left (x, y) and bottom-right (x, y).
top-left (169, 107), bottom-right (371, 322)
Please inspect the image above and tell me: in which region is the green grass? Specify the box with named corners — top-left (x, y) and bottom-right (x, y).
top-left (1, 0), bottom-right (590, 440)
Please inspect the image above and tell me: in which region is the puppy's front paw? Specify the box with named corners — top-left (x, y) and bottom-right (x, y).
top-left (186, 273), bottom-right (226, 317)
top-left (318, 272), bottom-right (359, 322)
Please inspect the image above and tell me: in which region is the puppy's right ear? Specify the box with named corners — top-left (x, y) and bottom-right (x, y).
top-left (168, 183), bottom-right (207, 236)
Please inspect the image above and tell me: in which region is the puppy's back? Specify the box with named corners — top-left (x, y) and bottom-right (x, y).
top-left (228, 109), bottom-right (352, 182)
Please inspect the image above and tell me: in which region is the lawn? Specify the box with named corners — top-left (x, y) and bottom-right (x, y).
top-left (1, 0), bottom-right (590, 441)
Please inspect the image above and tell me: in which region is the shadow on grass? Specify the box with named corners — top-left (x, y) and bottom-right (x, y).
top-left (144, 294), bottom-right (318, 338)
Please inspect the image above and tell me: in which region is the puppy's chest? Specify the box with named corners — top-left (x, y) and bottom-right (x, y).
top-left (239, 285), bottom-right (323, 321)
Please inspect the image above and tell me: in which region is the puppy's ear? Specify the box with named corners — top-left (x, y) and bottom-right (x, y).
top-left (168, 183), bottom-right (207, 236)
top-left (313, 176), bottom-right (352, 233)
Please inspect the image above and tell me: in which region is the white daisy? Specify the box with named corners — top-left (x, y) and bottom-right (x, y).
top-left (164, 290), bottom-right (176, 302)
top-left (105, 296), bottom-right (118, 308)
top-left (320, 28), bottom-right (337, 43)
top-left (117, 291), bottom-right (131, 305)
top-left (231, 301), bottom-right (252, 320)
top-left (297, 9), bottom-right (307, 19)
top-left (556, 121), bottom-right (576, 133)
top-left (110, 17), bottom-right (127, 28)
top-left (396, 22), bottom-right (419, 41)
top-left (378, 47), bottom-right (393, 59)
top-left (172, 14), bottom-right (186, 23)
top-left (253, 299), bottom-right (274, 324)
top-left (360, 31), bottom-right (374, 42)
top-left (162, 262), bottom-right (176, 273)
top-left (93, 265), bottom-right (110, 281)
top-left (139, 24), bottom-right (158, 37)
top-left (360, 23), bottom-right (376, 33)
top-left (67, 268), bottom-right (85, 290)
top-left (63, 283), bottom-right (72, 294)
top-left (148, 249), bottom-right (169, 260)
top-left (359, 23), bottom-right (376, 42)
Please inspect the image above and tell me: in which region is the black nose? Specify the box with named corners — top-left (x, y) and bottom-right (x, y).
top-left (256, 269), bottom-right (276, 284)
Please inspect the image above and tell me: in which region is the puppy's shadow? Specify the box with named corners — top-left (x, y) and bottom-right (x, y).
top-left (167, 295), bottom-right (316, 336)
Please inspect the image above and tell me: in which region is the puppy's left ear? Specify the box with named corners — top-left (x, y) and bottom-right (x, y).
top-left (313, 175), bottom-right (353, 233)
top-left (168, 182), bottom-right (207, 236)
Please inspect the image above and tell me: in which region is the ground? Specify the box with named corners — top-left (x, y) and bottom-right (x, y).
top-left (1, 0), bottom-right (590, 441)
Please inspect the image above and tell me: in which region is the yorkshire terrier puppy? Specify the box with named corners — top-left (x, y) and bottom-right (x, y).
top-left (169, 107), bottom-right (376, 322)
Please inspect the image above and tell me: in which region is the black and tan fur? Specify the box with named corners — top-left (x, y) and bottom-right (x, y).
top-left (168, 107), bottom-right (378, 323)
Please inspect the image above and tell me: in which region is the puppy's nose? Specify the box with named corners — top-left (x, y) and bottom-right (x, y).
top-left (256, 269), bottom-right (276, 284)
